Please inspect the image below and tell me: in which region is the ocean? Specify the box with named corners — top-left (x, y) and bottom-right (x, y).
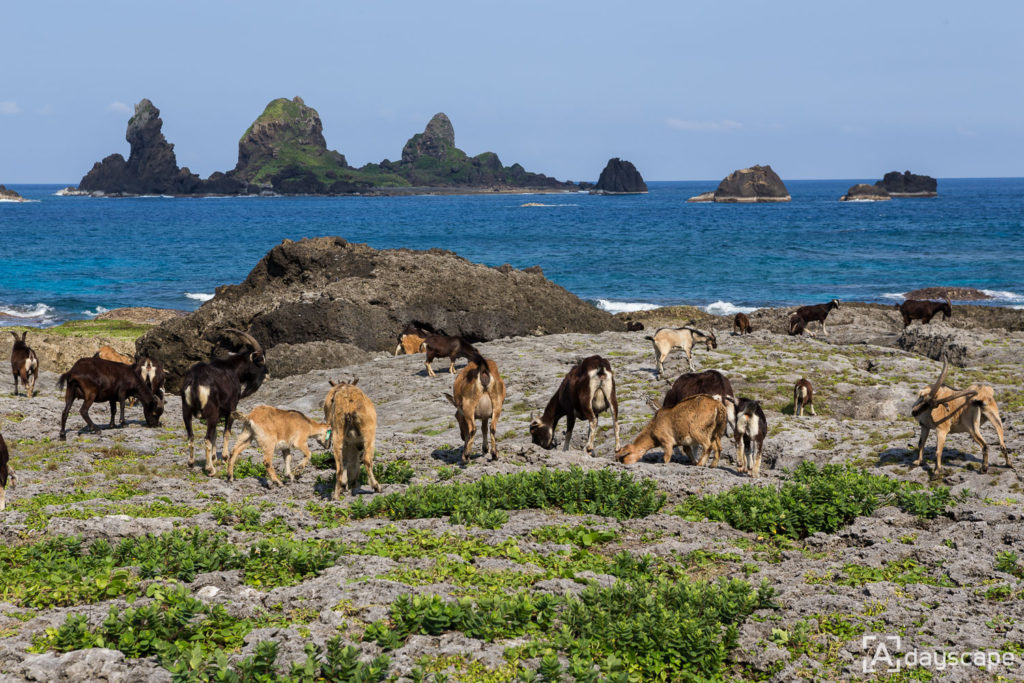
top-left (1, 179), bottom-right (1022, 326)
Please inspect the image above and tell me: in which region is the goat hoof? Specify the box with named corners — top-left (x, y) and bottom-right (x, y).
top-left (980, 466), bottom-right (989, 474)
top-left (58, 433), bottom-right (66, 441)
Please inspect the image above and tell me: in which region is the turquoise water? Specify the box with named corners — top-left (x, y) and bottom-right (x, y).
top-left (1, 179), bottom-right (1022, 325)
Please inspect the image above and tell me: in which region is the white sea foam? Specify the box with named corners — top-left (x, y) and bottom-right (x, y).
top-left (185, 292), bottom-right (215, 302)
top-left (881, 292), bottom-right (906, 300)
top-left (0, 303), bottom-right (54, 318)
top-left (981, 289), bottom-right (1024, 303)
top-left (704, 301), bottom-right (757, 316)
top-left (82, 306), bottom-right (110, 317)
top-left (596, 299), bottom-right (659, 314)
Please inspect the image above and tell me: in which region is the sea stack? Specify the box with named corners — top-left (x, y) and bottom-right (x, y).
top-left (840, 184), bottom-right (891, 201)
top-left (0, 185), bottom-right (28, 202)
top-left (687, 164), bottom-right (790, 202)
top-left (592, 158), bottom-right (648, 194)
top-left (875, 171), bottom-right (937, 197)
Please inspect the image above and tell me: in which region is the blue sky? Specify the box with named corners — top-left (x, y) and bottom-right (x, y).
top-left (2, 1), bottom-right (1022, 182)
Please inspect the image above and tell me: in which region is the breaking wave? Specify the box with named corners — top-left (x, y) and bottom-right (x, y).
top-left (596, 299), bottom-right (660, 314)
top-left (185, 292), bottom-right (215, 302)
top-left (704, 300), bottom-right (757, 316)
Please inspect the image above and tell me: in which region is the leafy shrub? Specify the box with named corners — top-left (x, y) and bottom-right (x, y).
top-left (995, 551), bottom-right (1024, 579)
top-left (0, 537), bottom-right (136, 608)
top-left (349, 467), bottom-right (665, 524)
top-left (674, 462), bottom-right (961, 540)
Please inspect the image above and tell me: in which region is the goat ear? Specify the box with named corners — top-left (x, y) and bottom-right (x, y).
top-left (328, 380), bottom-right (337, 387)
top-left (351, 377), bottom-right (359, 387)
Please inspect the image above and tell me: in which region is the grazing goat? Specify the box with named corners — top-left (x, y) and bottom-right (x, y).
top-left (733, 398), bottom-right (768, 476)
top-left (733, 313), bottom-right (752, 335)
top-left (0, 432), bottom-right (12, 511)
top-left (323, 379), bottom-right (380, 498)
top-left (9, 331), bottom-right (38, 398)
top-left (789, 299), bottom-right (840, 336)
top-left (911, 358), bottom-right (1008, 473)
top-left (898, 297), bottom-right (952, 327)
top-left (181, 329), bottom-right (268, 476)
top-left (394, 324), bottom-right (432, 356)
top-left (794, 378), bottom-right (815, 416)
top-left (626, 321), bottom-right (645, 332)
top-left (58, 358), bottom-right (164, 439)
top-left (445, 353), bottom-right (506, 462)
top-left (660, 370), bottom-right (736, 435)
top-left (616, 394), bottom-right (728, 467)
top-left (94, 347), bottom-right (163, 408)
top-left (227, 406), bottom-right (329, 487)
top-left (646, 326), bottom-right (718, 378)
top-left (530, 355), bottom-right (620, 455)
top-left (421, 335), bottom-right (480, 377)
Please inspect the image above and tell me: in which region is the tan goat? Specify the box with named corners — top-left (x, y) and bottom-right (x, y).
top-left (615, 394), bottom-right (728, 466)
top-left (445, 355), bottom-right (506, 462)
top-left (394, 327), bottom-right (429, 356)
top-left (323, 379), bottom-right (381, 499)
top-left (227, 406), bottom-right (329, 486)
top-left (911, 358), bottom-right (1008, 473)
top-left (95, 345), bottom-right (134, 365)
top-left (645, 326), bottom-right (718, 379)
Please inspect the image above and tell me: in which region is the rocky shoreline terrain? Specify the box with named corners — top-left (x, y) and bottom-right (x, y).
top-left (0, 293), bottom-right (1022, 681)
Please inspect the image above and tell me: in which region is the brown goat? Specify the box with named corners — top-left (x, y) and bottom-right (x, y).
top-left (529, 355), bottom-right (620, 455)
top-left (227, 406), bottom-right (330, 486)
top-left (615, 394), bottom-right (727, 467)
top-left (10, 331), bottom-right (38, 398)
top-left (733, 313), bottom-right (752, 335)
top-left (911, 358), bottom-right (1008, 473)
top-left (323, 379), bottom-right (380, 498)
top-left (394, 325), bottom-right (430, 356)
top-left (421, 335), bottom-right (480, 377)
top-left (898, 297), bottom-right (952, 327)
top-left (794, 378), bottom-right (815, 416)
top-left (445, 355), bottom-right (506, 462)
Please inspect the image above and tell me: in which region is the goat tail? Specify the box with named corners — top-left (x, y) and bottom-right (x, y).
top-left (56, 371), bottom-right (70, 391)
top-left (643, 335), bottom-right (654, 341)
top-left (419, 341), bottom-right (427, 353)
top-left (342, 410), bottom-right (359, 436)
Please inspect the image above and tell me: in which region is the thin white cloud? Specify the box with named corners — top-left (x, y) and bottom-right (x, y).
top-left (106, 101), bottom-right (131, 113)
top-left (666, 118), bottom-right (743, 132)
top-left (0, 101), bottom-right (20, 115)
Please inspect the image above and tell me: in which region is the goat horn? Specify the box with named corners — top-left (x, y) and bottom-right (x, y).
top-left (929, 357), bottom-right (949, 401)
top-left (9, 331), bottom-right (19, 342)
top-left (225, 328), bottom-right (263, 355)
top-left (932, 389), bottom-right (977, 407)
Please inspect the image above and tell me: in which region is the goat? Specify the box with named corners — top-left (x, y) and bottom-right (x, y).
top-left (794, 378), bottom-right (815, 416)
top-left (94, 346), bottom-right (159, 408)
top-left (626, 321), bottom-right (645, 332)
top-left (0, 432), bottom-right (13, 511)
top-left (227, 405), bottom-right (329, 487)
top-left (898, 297), bottom-right (952, 327)
top-left (530, 355), bottom-right (620, 455)
top-left (323, 379), bottom-right (380, 498)
top-left (421, 335), bottom-right (480, 377)
top-left (616, 394), bottom-right (727, 467)
top-left (394, 324), bottom-right (431, 356)
top-left (94, 345), bottom-right (133, 365)
top-left (9, 331), bottom-right (38, 398)
top-left (645, 326), bottom-right (718, 379)
top-left (134, 357), bottom-right (165, 398)
top-left (733, 313), bottom-right (752, 335)
top-left (445, 353), bottom-right (506, 462)
top-left (911, 358), bottom-right (1008, 473)
top-left (57, 357), bottom-right (164, 439)
top-left (181, 329), bottom-right (268, 476)
top-left (733, 398), bottom-right (768, 476)
top-left (660, 369), bottom-right (736, 436)
top-left (788, 299), bottom-right (840, 336)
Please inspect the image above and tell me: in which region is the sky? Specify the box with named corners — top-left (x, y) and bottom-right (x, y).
top-left (2, 1), bottom-right (1023, 183)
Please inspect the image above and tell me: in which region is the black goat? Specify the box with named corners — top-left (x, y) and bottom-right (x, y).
top-left (733, 398), bottom-right (769, 476)
top-left (661, 370), bottom-right (736, 432)
top-left (733, 313), bottom-right (752, 335)
top-left (626, 321), bottom-right (645, 332)
top-left (181, 329), bottom-right (268, 476)
top-left (898, 297), bottom-right (952, 327)
top-left (10, 331), bottom-right (39, 398)
top-left (135, 357), bottom-right (166, 398)
top-left (420, 334), bottom-right (480, 377)
top-left (529, 355), bottom-right (620, 455)
top-left (57, 358), bottom-right (164, 440)
top-left (789, 299), bottom-right (840, 336)
top-left (0, 431), bottom-right (12, 511)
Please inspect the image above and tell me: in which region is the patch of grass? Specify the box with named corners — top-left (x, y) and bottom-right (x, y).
top-left (14, 320), bottom-right (152, 339)
top-left (807, 558), bottom-right (956, 588)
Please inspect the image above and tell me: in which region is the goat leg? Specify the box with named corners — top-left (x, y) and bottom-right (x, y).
top-left (79, 398), bottom-right (99, 433)
top-left (118, 398), bottom-right (126, 427)
top-left (562, 414), bottom-right (576, 451)
top-left (226, 432), bottom-right (252, 482)
top-left (913, 427), bottom-right (929, 467)
top-left (585, 417), bottom-right (598, 456)
top-left (108, 400), bottom-right (117, 428)
top-left (933, 430), bottom-right (947, 474)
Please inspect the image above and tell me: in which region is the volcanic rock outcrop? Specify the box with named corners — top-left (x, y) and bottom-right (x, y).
top-left (875, 170), bottom-right (937, 197)
top-left (592, 158), bottom-right (648, 194)
top-left (687, 165), bottom-right (790, 203)
top-left (840, 183), bottom-right (891, 201)
top-left (0, 185), bottom-right (27, 202)
top-left (136, 237), bottom-right (622, 385)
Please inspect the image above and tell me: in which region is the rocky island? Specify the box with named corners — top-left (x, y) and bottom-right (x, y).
top-left (68, 98), bottom-right (577, 197)
top-left (592, 158), bottom-right (648, 194)
top-left (0, 185), bottom-right (28, 202)
top-left (839, 183), bottom-right (891, 201)
top-left (687, 164), bottom-right (791, 203)
top-left (875, 170), bottom-right (937, 197)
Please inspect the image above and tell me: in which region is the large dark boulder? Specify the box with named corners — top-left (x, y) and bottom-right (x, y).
top-left (875, 171), bottom-right (937, 197)
top-left (137, 237), bottom-right (622, 386)
top-left (593, 158), bottom-right (648, 194)
top-left (687, 165), bottom-right (790, 202)
top-left (840, 183), bottom-right (891, 201)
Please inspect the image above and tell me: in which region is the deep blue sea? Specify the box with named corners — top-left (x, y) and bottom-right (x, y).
top-left (1, 179), bottom-right (1022, 326)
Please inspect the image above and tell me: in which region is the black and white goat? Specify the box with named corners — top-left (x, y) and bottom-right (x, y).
top-left (10, 331), bottom-right (38, 398)
top-left (789, 299), bottom-right (840, 336)
top-left (733, 398), bottom-right (768, 476)
top-left (0, 431), bottom-right (13, 511)
top-left (530, 355), bottom-right (620, 456)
